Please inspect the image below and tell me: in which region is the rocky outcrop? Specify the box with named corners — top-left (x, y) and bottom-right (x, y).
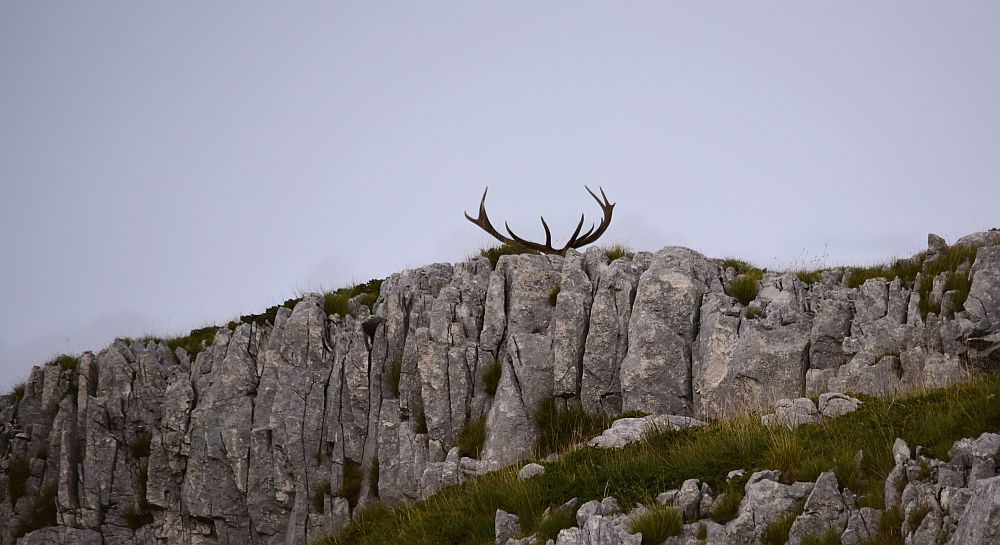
top-left (2, 231), bottom-right (1000, 544)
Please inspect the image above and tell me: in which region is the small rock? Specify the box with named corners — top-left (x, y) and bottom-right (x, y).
top-left (495, 510), bottom-right (520, 544)
top-left (818, 392), bottom-right (861, 418)
top-left (656, 489), bottom-right (679, 506)
top-left (518, 463), bottom-right (545, 481)
top-left (893, 438), bottom-right (912, 464)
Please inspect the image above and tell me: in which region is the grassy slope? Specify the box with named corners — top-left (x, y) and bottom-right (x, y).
top-left (318, 373), bottom-right (1000, 545)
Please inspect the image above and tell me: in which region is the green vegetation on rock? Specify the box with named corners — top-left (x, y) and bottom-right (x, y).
top-left (317, 373), bottom-right (1000, 545)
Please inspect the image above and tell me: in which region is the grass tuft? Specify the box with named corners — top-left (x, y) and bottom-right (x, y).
top-left (457, 418), bottom-right (487, 459)
top-left (763, 500), bottom-right (805, 545)
top-left (604, 243), bottom-right (631, 263)
top-left (708, 474), bottom-right (748, 524)
top-left (802, 528), bottom-right (843, 545)
top-left (312, 480), bottom-right (333, 513)
top-left (548, 284), bottom-right (561, 307)
top-left (9, 382), bottom-right (27, 404)
top-left (907, 504), bottom-right (932, 533)
top-left (796, 270), bottom-right (823, 285)
top-left (729, 272), bottom-right (761, 306)
top-left (629, 505), bottom-right (683, 544)
top-left (12, 484), bottom-right (57, 538)
top-left (532, 397), bottom-right (619, 458)
top-left (536, 505), bottom-right (577, 541)
top-left (483, 359), bottom-right (502, 397)
top-left (7, 457), bottom-right (30, 506)
top-left (481, 244), bottom-right (535, 268)
top-left (48, 354), bottom-right (79, 372)
top-left (341, 459), bottom-right (364, 508)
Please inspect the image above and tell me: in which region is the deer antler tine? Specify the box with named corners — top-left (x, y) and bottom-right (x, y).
top-left (540, 217), bottom-right (553, 248)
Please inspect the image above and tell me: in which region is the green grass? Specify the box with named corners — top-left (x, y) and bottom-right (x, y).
top-left (387, 358), bottom-right (402, 399)
top-left (481, 243), bottom-right (536, 268)
top-left (536, 505), bottom-right (577, 541)
top-left (720, 258), bottom-right (756, 275)
top-left (457, 418), bottom-right (487, 459)
top-left (7, 457), bottom-right (30, 506)
top-left (860, 506), bottom-right (903, 545)
top-left (47, 354), bottom-right (79, 372)
top-left (8, 382), bottom-right (27, 404)
top-left (745, 307), bottom-right (764, 320)
top-left (341, 459), bottom-right (364, 508)
top-left (483, 359), bottom-right (502, 397)
top-left (548, 284), bottom-right (561, 307)
top-left (629, 505), bottom-right (683, 544)
top-left (322, 278), bottom-right (384, 318)
top-left (708, 474), bottom-right (748, 524)
top-left (763, 500), bottom-right (805, 545)
top-left (165, 325), bottom-right (221, 360)
top-left (906, 504), bottom-right (932, 533)
top-left (796, 270), bottom-right (823, 285)
top-left (317, 373), bottom-right (1000, 545)
top-left (12, 484), bottom-right (57, 538)
top-left (604, 243), bottom-right (631, 263)
top-left (729, 273), bottom-right (761, 306)
top-left (531, 397), bottom-right (637, 459)
top-left (802, 528), bottom-right (842, 545)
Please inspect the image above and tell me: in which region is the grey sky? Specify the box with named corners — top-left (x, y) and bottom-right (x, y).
top-left (2, 2), bottom-right (999, 389)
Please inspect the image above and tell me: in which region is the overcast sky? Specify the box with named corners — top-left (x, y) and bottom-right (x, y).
top-left (2, 2), bottom-right (999, 389)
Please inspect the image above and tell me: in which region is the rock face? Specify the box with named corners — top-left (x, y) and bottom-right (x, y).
top-left (2, 232), bottom-right (1000, 544)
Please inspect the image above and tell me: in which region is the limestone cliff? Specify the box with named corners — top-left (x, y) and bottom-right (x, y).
top-left (2, 231), bottom-right (999, 544)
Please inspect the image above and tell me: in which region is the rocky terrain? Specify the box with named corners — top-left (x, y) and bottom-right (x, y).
top-left (1, 230), bottom-right (999, 544)
top-left (497, 431), bottom-right (1000, 545)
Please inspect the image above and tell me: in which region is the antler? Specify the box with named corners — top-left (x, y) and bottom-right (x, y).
top-left (464, 186), bottom-right (615, 254)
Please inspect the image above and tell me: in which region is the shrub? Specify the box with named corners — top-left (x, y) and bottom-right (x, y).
top-left (548, 284), bottom-right (561, 307)
top-left (729, 273), bottom-right (761, 306)
top-left (629, 505), bottom-right (683, 544)
top-left (457, 418), bottom-right (487, 459)
top-left (483, 359), bottom-right (502, 396)
top-left (130, 431), bottom-right (152, 459)
top-left (387, 358), bottom-right (402, 399)
top-left (537, 505), bottom-right (577, 541)
top-left (763, 500), bottom-right (805, 545)
top-left (341, 459), bottom-right (364, 507)
top-left (7, 457), bottom-right (30, 506)
top-left (312, 480), bottom-right (332, 512)
top-left (12, 484), bottom-right (57, 538)
top-left (35, 446), bottom-right (48, 461)
top-left (604, 244), bottom-right (631, 263)
top-left (745, 307), bottom-right (764, 320)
